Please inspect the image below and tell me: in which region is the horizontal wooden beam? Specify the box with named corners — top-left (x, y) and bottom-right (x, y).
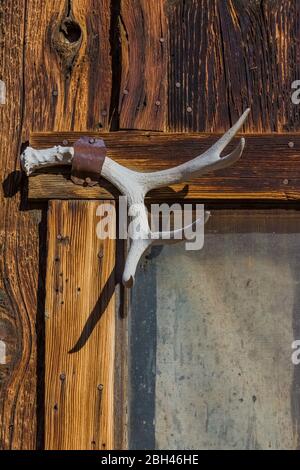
top-left (28, 132), bottom-right (300, 201)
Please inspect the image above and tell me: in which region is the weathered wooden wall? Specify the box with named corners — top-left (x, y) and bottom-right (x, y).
top-left (0, 0), bottom-right (112, 449)
top-left (1, 0), bottom-right (300, 449)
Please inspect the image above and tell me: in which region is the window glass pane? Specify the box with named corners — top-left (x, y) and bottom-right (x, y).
top-left (130, 210), bottom-right (300, 450)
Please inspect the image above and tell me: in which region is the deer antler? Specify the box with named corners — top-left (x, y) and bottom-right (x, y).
top-left (21, 108), bottom-right (250, 287)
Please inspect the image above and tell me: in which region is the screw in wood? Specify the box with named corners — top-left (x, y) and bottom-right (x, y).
top-left (155, 100), bottom-right (161, 106)
top-left (59, 373), bottom-right (66, 381)
top-left (187, 106), bottom-right (193, 113)
top-left (283, 179), bottom-right (289, 185)
top-left (89, 138), bottom-right (95, 144)
top-left (97, 384), bottom-right (104, 391)
top-left (288, 141), bottom-right (295, 149)
top-left (85, 177), bottom-right (92, 184)
top-left (62, 140), bottom-right (69, 146)
top-left (176, 82), bottom-right (181, 88)
top-left (52, 90), bottom-right (58, 96)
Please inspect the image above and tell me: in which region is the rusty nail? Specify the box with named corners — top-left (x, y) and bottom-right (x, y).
top-left (187, 106), bottom-right (193, 113)
top-left (283, 179), bottom-right (289, 185)
top-left (62, 139), bottom-right (69, 146)
top-left (60, 373), bottom-right (66, 381)
top-left (97, 384), bottom-right (104, 391)
top-left (288, 141), bottom-right (295, 149)
top-left (89, 138), bottom-right (95, 144)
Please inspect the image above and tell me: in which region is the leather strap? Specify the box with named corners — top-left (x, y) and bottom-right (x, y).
top-left (71, 137), bottom-right (107, 187)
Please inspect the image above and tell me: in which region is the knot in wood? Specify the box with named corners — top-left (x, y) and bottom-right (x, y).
top-left (52, 14), bottom-right (82, 77)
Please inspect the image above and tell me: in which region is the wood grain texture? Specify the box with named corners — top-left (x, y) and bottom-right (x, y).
top-left (3, 0), bottom-right (300, 451)
top-left (28, 132), bottom-right (300, 201)
top-left (45, 200), bottom-right (115, 450)
top-left (24, 0), bottom-right (112, 133)
top-left (0, 0), bottom-right (114, 449)
top-left (168, 0), bottom-right (300, 132)
top-left (0, 0), bottom-right (40, 450)
top-left (118, 0), bottom-right (168, 130)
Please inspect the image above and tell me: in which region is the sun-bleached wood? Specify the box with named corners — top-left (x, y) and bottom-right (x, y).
top-left (45, 200), bottom-right (116, 450)
top-left (21, 109), bottom-right (249, 287)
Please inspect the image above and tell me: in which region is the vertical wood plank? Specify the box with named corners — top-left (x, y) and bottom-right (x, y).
top-left (45, 200), bottom-right (116, 450)
top-left (168, 0), bottom-right (300, 132)
top-left (118, 0), bottom-right (168, 131)
top-left (24, 0), bottom-right (112, 134)
top-left (0, 0), bottom-right (114, 449)
top-left (0, 0), bottom-right (40, 449)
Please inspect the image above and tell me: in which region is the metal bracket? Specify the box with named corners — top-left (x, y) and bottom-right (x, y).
top-left (71, 136), bottom-right (107, 187)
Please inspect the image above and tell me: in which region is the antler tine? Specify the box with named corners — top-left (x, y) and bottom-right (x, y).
top-left (21, 145), bottom-right (74, 176)
top-left (137, 108), bottom-right (250, 192)
top-left (122, 212), bottom-right (211, 287)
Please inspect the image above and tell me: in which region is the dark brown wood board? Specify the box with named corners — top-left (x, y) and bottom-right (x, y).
top-left (28, 132), bottom-right (300, 201)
